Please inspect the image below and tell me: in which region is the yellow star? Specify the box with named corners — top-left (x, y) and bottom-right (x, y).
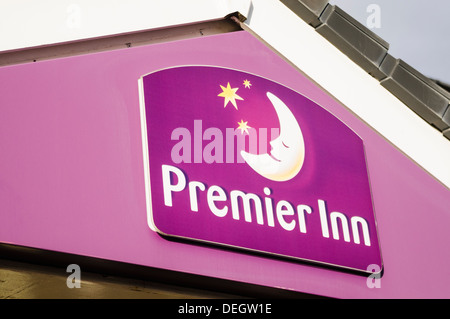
top-left (218, 82), bottom-right (243, 110)
top-left (237, 119), bottom-right (251, 135)
top-left (243, 79), bottom-right (252, 89)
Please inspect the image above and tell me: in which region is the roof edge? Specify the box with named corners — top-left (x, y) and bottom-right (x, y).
top-left (280, 0), bottom-right (450, 140)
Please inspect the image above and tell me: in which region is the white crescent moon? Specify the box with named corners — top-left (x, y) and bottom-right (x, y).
top-left (241, 92), bottom-right (305, 181)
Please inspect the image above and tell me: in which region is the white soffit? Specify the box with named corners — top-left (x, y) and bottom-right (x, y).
top-left (244, 0), bottom-right (450, 189)
top-left (0, 0), bottom-right (252, 52)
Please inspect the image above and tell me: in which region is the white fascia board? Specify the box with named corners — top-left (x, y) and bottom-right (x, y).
top-left (0, 0), bottom-right (251, 52)
top-left (245, 0), bottom-right (450, 189)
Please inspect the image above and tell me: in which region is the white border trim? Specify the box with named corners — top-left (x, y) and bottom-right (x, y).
top-left (138, 77), bottom-right (157, 232)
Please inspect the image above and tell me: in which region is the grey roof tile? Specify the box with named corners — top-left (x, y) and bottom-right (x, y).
top-left (280, 0), bottom-right (329, 27)
top-left (443, 107), bottom-right (450, 130)
top-left (444, 129), bottom-right (450, 140)
top-left (281, 1), bottom-right (450, 138)
top-left (380, 57), bottom-right (450, 131)
top-left (315, 4), bottom-right (389, 79)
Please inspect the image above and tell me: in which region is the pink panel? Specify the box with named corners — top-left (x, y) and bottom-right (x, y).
top-left (0, 31), bottom-right (449, 298)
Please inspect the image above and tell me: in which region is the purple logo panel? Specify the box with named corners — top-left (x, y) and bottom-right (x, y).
top-left (140, 66), bottom-right (382, 273)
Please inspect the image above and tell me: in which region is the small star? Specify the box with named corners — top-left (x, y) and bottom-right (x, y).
top-left (237, 119), bottom-right (251, 135)
top-left (243, 79), bottom-right (252, 89)
top-left (218, 82), bottom-right (243, 110)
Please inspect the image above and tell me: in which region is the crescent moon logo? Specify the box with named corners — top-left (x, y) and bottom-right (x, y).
top-left (241, 92), bottom-right (305, 182)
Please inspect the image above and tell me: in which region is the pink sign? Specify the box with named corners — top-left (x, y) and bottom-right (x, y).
top-left (140, 66), bottom-right (382, 273)
top-left (3, 30), bottom-right (449, 297)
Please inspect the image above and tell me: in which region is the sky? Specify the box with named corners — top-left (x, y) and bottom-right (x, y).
top-left (330, 0), bottom-right (450, 83)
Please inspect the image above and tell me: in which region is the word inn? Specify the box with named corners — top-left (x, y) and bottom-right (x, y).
top-left (162, 165), bottom-right (372, 246)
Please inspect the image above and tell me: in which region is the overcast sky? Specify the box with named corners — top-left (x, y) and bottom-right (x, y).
top-left (330, 0), bottom-right (450, 83)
